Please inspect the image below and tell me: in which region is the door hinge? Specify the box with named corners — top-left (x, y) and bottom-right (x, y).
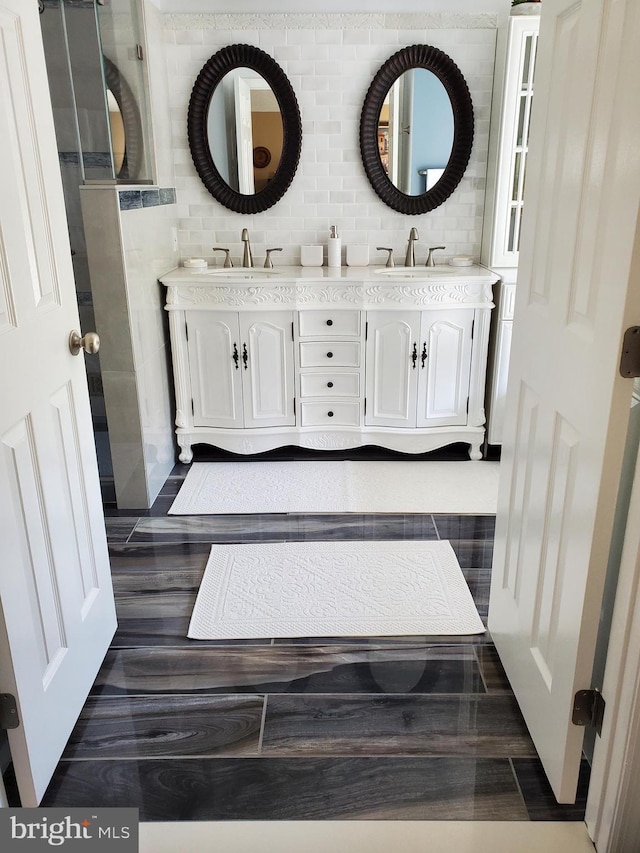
top-left (364, 397), bottom-right (367, 416)
top-left (572, 689), bottom-right (606, 737)
top-left (293, 397), bottom-right (296, 416)
top-left (619, 326), bottom-right (640, 377)
top-left (365, 321), bottom-right (368, 341)
top-left (291, 321), bottom-right (294, 341)
top-left (191, 398), bottom-right (194, 415)
top-left (185, 322), bottom-right (188, 342)
top-left (0, 694), bottom-right (19, 730)
top-left (136, 44), bottom-right (144, 61)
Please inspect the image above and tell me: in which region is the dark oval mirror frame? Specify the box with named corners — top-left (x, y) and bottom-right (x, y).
top-left (102, 55), bottom-right (144, 182)
top-left (188, 44), bottom-right (302, 214)
top-left (359, 44), bottom-right (474, 215)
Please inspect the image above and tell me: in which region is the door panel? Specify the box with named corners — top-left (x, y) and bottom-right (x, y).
top-left (365, 311), bottom-right (419, 427)
top-left (417, 310), bottom-right (473, 427)
top-left (187, 312), bottom-right (242, 428)
top-left (0, 0), bottom-right (116, 805)
top-left (489, 0), bottom-right (640, 803)
top-left (241, 311), bottom-right (294, 427)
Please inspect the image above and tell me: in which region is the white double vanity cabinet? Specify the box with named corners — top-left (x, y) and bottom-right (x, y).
top-left (160, 265), bottom-right (498, 462)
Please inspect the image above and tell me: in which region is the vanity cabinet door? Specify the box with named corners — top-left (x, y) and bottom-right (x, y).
top-left (186, 312), bottom-right (243, 428)
top-left (416, 309), bottom-right (473, 427)
top-left (364, 311), bottom-right (421, 427)
top-left (186, 310), bottom-right (294, 429)
top-left (239, 311), bottom-right (295, 428)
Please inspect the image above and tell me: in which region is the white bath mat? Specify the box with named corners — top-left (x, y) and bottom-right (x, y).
top-left (188, 540), bottom-right (485, 639)
top-left (169, 460), bottom-right (499, 515)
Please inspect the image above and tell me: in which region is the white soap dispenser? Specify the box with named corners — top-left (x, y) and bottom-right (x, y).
top-left (327, 225), bottom-right (341, 268)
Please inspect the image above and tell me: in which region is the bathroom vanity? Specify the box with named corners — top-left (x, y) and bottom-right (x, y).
top-left (159, 265), bottom-right (498, 462)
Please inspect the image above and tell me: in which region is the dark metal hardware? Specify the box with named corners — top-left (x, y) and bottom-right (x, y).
top-left (327, 381), bottom-right (334, 388)
top-left (619, 326), bottom-right (640, 377)
top-left (327, 351), bottom-right (333, 358)
top-left (327, 411), bottom-right (334, 417)
top-left (421, 342), bottom-right (427, 368)
top-left (242, 343), bottom-right (248, 369)
top-left (1, 694), bottom-right (19, 730)
top-left (411, 342), bottom-right (417, 369)
top-left (572, 689), bottom-right (606, 736)
top-left (232, 343), bottom-right (239, 369)
top-left (326, 319), bottom-right (333, 326)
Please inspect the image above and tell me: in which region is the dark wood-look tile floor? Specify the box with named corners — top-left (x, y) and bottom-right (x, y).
top-left (34, 455), bottom-right (590, 821)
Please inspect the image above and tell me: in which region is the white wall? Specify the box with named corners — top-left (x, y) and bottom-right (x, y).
top-left (162, 12), bottom-right (498, 268)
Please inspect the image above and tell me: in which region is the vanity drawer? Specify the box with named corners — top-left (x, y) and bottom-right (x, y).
top-left (298, 310), bottom-right (361, 337)
top-left (299, 401), bottom-right (361, 427)
top-left (300, 372), bottom-right (360, 398)
top-left (299, 341), bottom-right (361, 368)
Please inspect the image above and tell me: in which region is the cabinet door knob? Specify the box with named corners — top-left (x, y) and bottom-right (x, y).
top-left (327, 411), bottom-right (334, 417)
top-left (411, 342), bottom-right (417, 369)
top-left (421, 342), bottom-right (427, 368)
top-left (232, 342), bottom-right (239, 369)
top-left (327, 381), bottom-right (334, 388)
top-left (242, 343), bottom-right (248, 369)
top-left (327, 351), bottom-right (333, 358)
top-left (326, 319), bottom-right (333, 326)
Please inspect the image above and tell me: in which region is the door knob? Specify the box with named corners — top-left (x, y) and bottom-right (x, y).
top-left (69, 330), bottom-right (100, 356)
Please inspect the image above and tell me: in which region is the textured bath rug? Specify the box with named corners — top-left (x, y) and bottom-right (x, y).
top-left (169, 460), bottom-right (499, 515)
top-left (187, 540), bottom-right (485, 639)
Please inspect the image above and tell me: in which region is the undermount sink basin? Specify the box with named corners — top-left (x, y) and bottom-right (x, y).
top-left (374, 266), bottom-right (463, 278)
top-left (202, 268), bottom-right (282, 279)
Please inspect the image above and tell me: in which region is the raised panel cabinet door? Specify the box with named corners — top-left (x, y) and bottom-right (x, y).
top-left (364, 311), bottom-right (420, 427)
top-left (240, 311), bottom-right (295, 428)
top-left (416, 309), bottom-right (474, 427)
top-left (186, 311), bottom-right (243, 428)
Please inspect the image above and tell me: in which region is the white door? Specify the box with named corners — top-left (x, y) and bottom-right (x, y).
top-left (489, 0), bottom-right (640, 803)
top-left (416, 309), bottom-right (473, 428)
top-left (187, 312), bottom-right (243, 428)
top-left (241, 312), bottom-right (295, 428)
top-left (365, 311), bottom-right (419, 427)
top-left (0, 0), bottom-right (116, 805)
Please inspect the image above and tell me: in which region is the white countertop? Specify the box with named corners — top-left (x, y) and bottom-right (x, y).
top-left (159, 264), bottom-right (500, 285)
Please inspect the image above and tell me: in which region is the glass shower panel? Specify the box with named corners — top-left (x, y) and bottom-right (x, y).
top-left (63, 1), bottom-right (115, 182)
top-left (97, 0), bottom-right (153, 182)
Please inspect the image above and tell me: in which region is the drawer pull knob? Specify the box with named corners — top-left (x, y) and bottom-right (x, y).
top-left (327, 351), bottom-right (333, 358)
top-left (326, 319), bottom-right (333, 326)
top-left (327, 381), bottom-right (334, 388)
top-left (328, 411), bottom-right (334, 417)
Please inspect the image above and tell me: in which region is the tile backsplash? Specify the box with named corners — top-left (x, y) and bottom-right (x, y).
top-left (161, 13), bottom-right (497, 268)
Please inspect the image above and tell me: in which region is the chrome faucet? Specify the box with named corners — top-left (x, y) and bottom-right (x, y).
top-left (241, 228), bottom-right (253, 267)
top-left (405, 227), bottom-right (419, 266)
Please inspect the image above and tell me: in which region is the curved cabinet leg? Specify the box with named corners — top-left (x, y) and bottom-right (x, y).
top-left (469, 440), bottom-right (483, 461)
top-left (178, 438), bottom-right (193, 464)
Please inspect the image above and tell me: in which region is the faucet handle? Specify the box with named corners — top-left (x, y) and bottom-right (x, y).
top-left (425, 245), bottom-right (446, 267)
top-left (377, 247), bottom-right (394, 268)
top-left (264, 248), bottom-right (283, 269)
top-left (212, 247), bottom-right (233, 268)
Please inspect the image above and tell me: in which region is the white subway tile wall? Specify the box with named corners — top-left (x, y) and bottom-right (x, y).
top-left (162, 13), bottom-right (497, 268)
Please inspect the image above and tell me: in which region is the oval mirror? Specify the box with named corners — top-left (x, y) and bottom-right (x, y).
top-left (188, 44), bottom-right (302, 214)
top-left (360, 45), bottom-right (474, 215)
